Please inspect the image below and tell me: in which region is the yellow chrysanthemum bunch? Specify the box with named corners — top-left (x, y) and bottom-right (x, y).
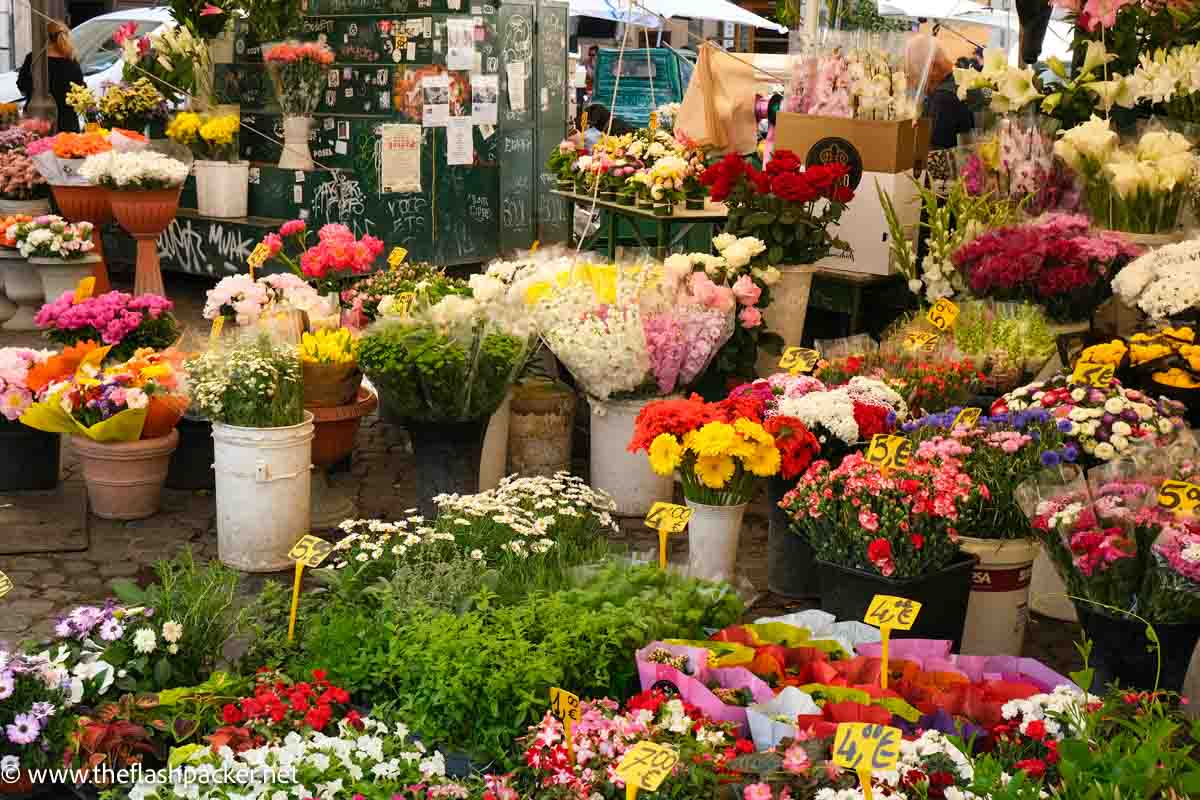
top-left (1080, 339), bottom-right (1126, 366)
top-left (649, 419), bottom-right (781, 500)
top-left (299, 328), bottom-right (357, 365)
top-left (199, 115), bottom-right (239, 147)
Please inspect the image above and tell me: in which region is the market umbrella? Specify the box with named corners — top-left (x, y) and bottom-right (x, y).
top-left (568, 0), bottom-right (788, 32)
top-left (876, 0), bottom-right (988, 17)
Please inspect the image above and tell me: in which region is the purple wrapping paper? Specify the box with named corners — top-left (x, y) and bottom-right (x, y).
top-left (635, 642), bottom-right (775, 733)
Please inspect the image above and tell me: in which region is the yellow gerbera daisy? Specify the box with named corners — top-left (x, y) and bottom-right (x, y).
top-left (689, 421), bottom-right (737, 458)
top-left (694, 454), bottom-right (736, 489)
top-left (742, 444), bottom-right (782, 477)
top-left (648, 433), bottom-right (683, 476)
top-left (733, 418), bottom-right (773, 445)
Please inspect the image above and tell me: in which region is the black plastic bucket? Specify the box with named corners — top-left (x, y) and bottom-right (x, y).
top-left (0, 425), bottom-right (60, 491)
top-left (767, 476), bottom-right (818, 599)
top-left (408, 418), bottom-right (487, 519)
top-left (817, 552), bottom-right (977, 651)
top-left (165, 416), bottom-right (214, 491)
top-left (1075, 604), bottom-right (1200, 692)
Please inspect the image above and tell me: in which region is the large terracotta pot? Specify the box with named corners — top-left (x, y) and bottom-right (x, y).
top-left (308, 388), bottom-right (377, 529)
top-left (72, 430), bottom-right (179, 520)
top-left (108, 187), bottom-right (182, 297)
top-left (51, 184), bottom-right (113, 293)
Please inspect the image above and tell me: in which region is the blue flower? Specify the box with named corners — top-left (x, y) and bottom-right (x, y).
top-left (1041, 450), bottom-right (1061, 467)
top-left (1057, 419), bottom-right (1073, 432)
top-left (1030, 430), bottom-right (1041, 441)
top-left (1063, 444), bottom-right (1078, 462)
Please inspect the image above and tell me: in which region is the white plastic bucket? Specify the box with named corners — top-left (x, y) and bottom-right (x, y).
top-left (213, 411), bottom-right (314, 572)
top-left (194, 161), bottom-right (250, 219)
top-left (685, 499), bottom-right (746, 582)
top-left (755, 265), bottom-right (815, 376)
top-left (590, 397), bottom-right (673, 516)
top-left (959, 536), bottom-right (1039, 655)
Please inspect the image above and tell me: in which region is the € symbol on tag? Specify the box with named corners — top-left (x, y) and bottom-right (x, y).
top-left (953, 407), bottom-right (981, 429)
top-left (864, 594), bottom-right (922, 631)
top-left (615, 741), bottom-right (678, 792)
top-left (388, 246), bottom-right (408, 269)
top-left (73, 277), bottom-right (96, 304)
top-left (645, 502), bottom-right (692, 534)
top-left (288, 534), bottom-right (335, 568)
top-left (1158, 479), bottom-right (1200, 516)
top-left (549, 687), bottom-right (581, 722)
top-left (0, 570), bottom-right (11, 600)
top-left (865, 434), bottom-right (912, 472)
top-left (903, 332), bottom-right (938, 352)
top-left (394, 291), bottom-right (415, 316)
top-left (210, 316), bottom-right (225, 342)
top-left (1071, 361), bottom-right (1114, 388)
top-left (925, 298), bottom-right (959, 331)
top-left (779, 346), bottom-right (820, 375)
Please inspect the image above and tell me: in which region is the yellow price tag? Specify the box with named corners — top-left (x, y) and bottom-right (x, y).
top-left (580, 111), bottom-right (589, 132)
top-left (73, 276), bottom-right (96, 304)
top-left (530, 240), bottom-right (540, 253)
top-left (394, 291), bottom-right (415, 316)
top-left (1158, 479), bottom-right (1200, 516)
top-left (925, 298), bottom-right (959, 331)
top-left (549, 687), bottom-right (581, 722)
top-left (0, 570), bottom-right (11, 600)
top-left (952, 407), bottom-right (981, 429)
top-left (903, 331), bottom-right (939, 352)
top-left (209, 316), bottom-right (225, 342)
top-left (865, 434), bottom-right (912, 472)
top-left (865, 594), bottom-right (922, 631)
top-left (649, 112), bottom-right (659, 131)
top-left (779, 346), bottom-right (820, 375)
top-left (615, 741), bottom-right (678, 792)
top-left (1071, 361), bottom-right (1115, 387)
top-left (388, 246), bottom-right (408, 269)
top-left (646, 502), bottom-right (692, 570)
top-left (288, 534), bottom-right (334, 568)
top-left (833, 722), bottom-right (901, 800)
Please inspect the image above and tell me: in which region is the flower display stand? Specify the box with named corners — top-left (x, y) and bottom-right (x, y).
top-left (108, 187), bottom-right (182, 298)
top-left (51, 185), bottom-right (113, 294)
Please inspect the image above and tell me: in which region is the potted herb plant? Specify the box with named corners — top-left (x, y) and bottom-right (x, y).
top-left (262, 41), bottom-right (334, 170)
top-left (166, 110), bottom-right (246, 218)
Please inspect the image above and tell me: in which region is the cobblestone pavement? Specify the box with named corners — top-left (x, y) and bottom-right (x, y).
top-left (0, 270), bottom-right (1084, 678)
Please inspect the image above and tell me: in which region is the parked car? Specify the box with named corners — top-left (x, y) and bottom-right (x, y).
top-left (0, 7), bottom-right (174, 107)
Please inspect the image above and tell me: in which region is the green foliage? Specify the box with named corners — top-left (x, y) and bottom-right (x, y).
top-left (237, 0), bottom-right (303, 42)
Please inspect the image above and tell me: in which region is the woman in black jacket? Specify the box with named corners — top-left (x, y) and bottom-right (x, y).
top-left (17, 20), bottom-right (84, 133)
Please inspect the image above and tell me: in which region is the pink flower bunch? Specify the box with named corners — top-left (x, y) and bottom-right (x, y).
top-left (985, 429), bottom-right (1033, 454)
top-left (1051, 0), bottom-right (1135, 30)
top-left (34, 291), bottom-right (172, 345)
top-left (684, 272), bottom-right (735, 313)
top-left (299, 224), bottom-right (384, 280)
top-left (1069, 523), bottom-right (1135, 576)
top-left (0, 149), bottom-right (47, 200)
top-left (643, 313), bottom-right (685, 394)
top-left (264, 41), bottom-right (335, 65)
top-left (25, 136), bottom-right (55, 157)
top-left (642, 307), bottom-right (733, 393)
top-left (1155, 526), bottom-right (1200, 582)
top-left (0, 347), bottom-right (52, 421)
top-left (729, 374), bottom-right (827, 416)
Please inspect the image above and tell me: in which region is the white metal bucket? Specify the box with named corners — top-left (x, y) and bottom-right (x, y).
top-left (685, 499), bottom-right (747, 583)
top-left (590, 397), bottom-right (673, 516)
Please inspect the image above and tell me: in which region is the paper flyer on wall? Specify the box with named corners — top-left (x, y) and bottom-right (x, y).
top-left (380, 123), bottom-right (422, 193)
top-left (471, 74), bottom-right (498, 125)
top-left (506, 61), bottom-right (526, 113)
top-left (421, 74), bottom-right (450, 127)
top-left (446, 118), bottom-right (473, 166)
top-left (445, 18), bottom-right (475, 71)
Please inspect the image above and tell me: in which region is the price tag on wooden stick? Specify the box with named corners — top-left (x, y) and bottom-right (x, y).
top-left (864, 594), bottom-right (921, 689)
top-left (616, 740), bottom-right (678, 800)
top-left (779, 346), bottom-right (820, 375)
top-left (209, 316), bottom-right (225, 342)
top-left (73, 277), bottom-right (95, 304)
top-left (645, 502), bottom-right (692, 570)
top-left (925, 298), bottom-right (959, 331)
top-left (903, 332), bottom-right (938, 352)
top-left (286, 535), bottom-right (334, 642)
top-left (1071, 361), bottom-right (1114, 388)
top-left (549, 687), bottom-right (581, 763)
top-left (1158, 479), bottom-right (1200, 517)
top-left (952, 407), bottom-right (981, 429)
top-left (0, 570), bottom-right (11, 600)
top-left (833, 722), bottom-right (902, 800)
top-left (865, 435), bottom-right (912, 474)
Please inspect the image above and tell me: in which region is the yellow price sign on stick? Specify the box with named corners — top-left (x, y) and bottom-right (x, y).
top-left (925, 298), bottom-right (959, 331)
top-left (388, 246), bottom-right (408, 269)
top-left (0, 570), bottom-right (11, 600)
top-left (616, 740), bottom-right (678, 799)
top-left (549, 687), bottom-right (581, 764)
top-left (865, 435), bottom-right (912, 473)
top-left (530, 240), bottom-right (540, 253)
top-left (903, 332), bottom-right (939, 352)
top-left (286, 535), bottom-right (334, 643)
top-left (209, 316), bottom-right (225, 342)
top-left (779, 346), bottom-right (820, 375)
top-left (73, 277), bottom-right (96, 304)
top-left (1071, 361), bottom-right (1115, 388)
top-left (1158, 479), bottom-right (1200, 516)
top-left (953, 407), bottom-right (981, 429)
top-left (393, 291), bottom-right (415, 316)
top-left (645, 502), bottom-right (692, 570)
top-left (864, 594), bottom-right (921, 690)
top-left (649, 111), bottom-right (659, 131)
top-left (833, 722), bottom-right (902, 800)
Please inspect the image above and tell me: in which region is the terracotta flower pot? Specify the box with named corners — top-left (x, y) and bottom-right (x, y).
top-left (309, 388), bottom-right (378, 468)
top-left (108, 187), bottom-right (182, 298)
top-left (72, 429), bottom-right (179, 520)
top-left (51, 184), bottom-right (113, 293)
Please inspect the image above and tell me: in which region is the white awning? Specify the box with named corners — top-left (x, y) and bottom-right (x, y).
top-left (876, 0), bottom-right (988, 17)
top-left (568, 0), bottom-right (788, 33)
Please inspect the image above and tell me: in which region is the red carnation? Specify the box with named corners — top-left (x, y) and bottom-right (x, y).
top-left (765, 149), bottom-right (802, 176)
top-left (1013, 759), bottom-right (1047, 780)
top-left (910, 533), bottom-right (925, 550)
top-left (867, 538), bottom-right (892, 562)
top-left (1024, 720), bottom-right (1046, 740)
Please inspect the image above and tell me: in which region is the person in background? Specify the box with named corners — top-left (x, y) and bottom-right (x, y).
top-left (579, 103), bottom-right (634, 148)
top-left (1016, 0), bottom-right (1052, 67)
top-left (904, 34), bottom-right (973, 151)
top-left (17, 20), bottom-right (84, 133)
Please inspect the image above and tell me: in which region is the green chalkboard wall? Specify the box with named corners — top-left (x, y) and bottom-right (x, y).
top-left (158, 0), bottom-right (568, 277)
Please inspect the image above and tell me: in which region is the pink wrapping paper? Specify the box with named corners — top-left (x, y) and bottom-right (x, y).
top-left (636, 642), bottom-right (775, 733)
top-left (855, 640), bottom-right (1075, 691)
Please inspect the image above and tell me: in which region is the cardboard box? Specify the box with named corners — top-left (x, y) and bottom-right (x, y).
top-left (774, 113), bottom-right (931, 175)
top-left (819, 169), bottom-right (922, 277)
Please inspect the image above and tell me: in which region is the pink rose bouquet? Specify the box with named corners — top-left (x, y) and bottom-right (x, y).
top-left (203, 272), bottom-right (329, 326)
top-left (252, 219), bottom-right (384, 296)
top-left (35, 291), bottom-right (177, 362)
top-left (0, 347), bottom-right (54, 424)
top-left (264, 41), bottom-right (335, 117)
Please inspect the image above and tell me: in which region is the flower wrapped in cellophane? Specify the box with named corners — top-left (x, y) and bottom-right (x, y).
top-left (19, 342), bottom-right (187, 441)
top-left (522, 256), bottom-right (735, 402)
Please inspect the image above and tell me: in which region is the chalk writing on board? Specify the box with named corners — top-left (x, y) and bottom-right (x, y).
top-left (313, 173), bottom-right (373, 237)
top-left (158, 219), bottom-right (255, 277)
top-left (387, 197), bottom-right (429, 244)
top-left (468, 194), bottom-right (492, 224)
top-left (501, 176), bottom-right (530, 229)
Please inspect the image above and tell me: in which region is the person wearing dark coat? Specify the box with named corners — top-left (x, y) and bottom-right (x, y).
top-left (17, 20), bottom-right (84, 133)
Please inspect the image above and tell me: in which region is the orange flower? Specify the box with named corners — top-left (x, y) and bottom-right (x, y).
top-left (52, 132), bottom-right (112, 159)
top-left (26, 340), bottom-right (101, 392)
top-left (0, 214), bottom-right (31, 247)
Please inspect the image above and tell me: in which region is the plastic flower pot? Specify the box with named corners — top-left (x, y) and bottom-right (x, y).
top-left (816, 552), bottom-right (978, 651)
top-left (0, 424), bottom-right (60, 490)
top-left (1075, 603), bottom-right (1200, 692)
top-left (0, 247), bottom-right (40, 330)
top-left (51, 184), bottom-right (113, 293)
top-left (406, 417), bottom-right (487, 520)
top-left (72, 430), bottom-right (179, 520)
top-left (108, 186), bottom-right (182, 298)
top-left (165, 415), bottom-right (215, 491)
top-left (958, 536), bottom-right (1039, 656)
top-left (767, 475), bottom-right (818, 599)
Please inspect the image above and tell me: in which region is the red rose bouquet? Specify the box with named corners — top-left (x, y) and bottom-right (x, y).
top-left (701, 149), bottom-right (853, 267)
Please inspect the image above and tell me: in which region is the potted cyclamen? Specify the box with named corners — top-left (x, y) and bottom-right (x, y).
top-left (80, 149), bottom-right (190, 297)
top-left (19, 343), bottom-right (186, 519)
top-left (9, 215), bottom-right (98, 304)
top-left (0, 347), bottom-right (61, 490)
top-left (263, 41), bottom-right (334, 170)
top-left (166, 110), bottom-right (247, 218)
top-left (0, 149), bottom-right (50, 215)
top-left (186, 334), bottom-right (311, 572)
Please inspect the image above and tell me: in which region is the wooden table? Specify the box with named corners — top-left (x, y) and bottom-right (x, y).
top-left (552, 190), bottom-right (728, 261)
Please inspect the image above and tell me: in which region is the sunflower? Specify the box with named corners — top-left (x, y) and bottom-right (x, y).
top-left (689, 421), bottom-right (737, 458)
top-left (742, 443), bottom-right (782, 477)
top-left (648, 433), bottom-right (683, 476)
top-left (694, 454), bottom-right (736, 489)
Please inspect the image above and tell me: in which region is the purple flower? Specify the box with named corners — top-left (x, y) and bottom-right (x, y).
top-left (5, 714), bottom-right (39, 745)
top-left (1063, 444), bottom-right (1078, 462)
top-left (1041, 450), bottom-right (1061, 467)
top-left (28, 703), bottom-right (54, 720)
top-left (1057, 419), bottom-right (1073, 432)
top-left (0, 672), bottom-right (12, 700)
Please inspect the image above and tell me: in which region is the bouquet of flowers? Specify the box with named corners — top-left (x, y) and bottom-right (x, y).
top-left (782, 450), bottom-right (981, 578)
top-left (0, 347), bottom-right (53, 424)
top-left (185, 334), bottom-right (304, 428)
top-left (629, 394), bottom-right (783, 504)
top-left (0, 126), bottom-right (41, 153)
top-left (338, 259), bottom-right (444, 326)
top-left (35, 291), bottom-right (177, 362)
top-left (817, 349), bottom-right (981, 416)
top-left (7, 215), bottom-right (94, 259)
top-left (1055, 117), bottom-right (1196, 234)
top-left (771, 376), bottom-right (908, 463)
top-left (20, 344), bottom-right (188, 441)
top-left (0, 649), bottom-right (72, 773)
top-left (0, 214), bottom-right (28, 247)
top-left (1111, 239), bottom-right (1200, 320)
top-left (79, 150), bottom-right (190, 191)
top-left (28, 130), bottom-right (119, 186)
top-left (115, 22), bottom-right (212, 105)
top-left (952, 300), bottom-right (1056, 391)
top-left (784, 34), bottom-right (918, 121)
top-left (957, 114), bottom-right (1080, 216)
top-left (250, 220), bottom-right (383, 296)
top-left (263, 41), bottom-right (335, 117)
top-left (628, 154), bottom-right (690, 206)
top-left (64, 82), bottom-right (99, 126)
top-left (702, 149), bottom-right (852, 267)
top-left (202, 272), bottom-right (334, 328)
top-left (298, 327), bottom-right (360, 406)
top-left (523, 259), bottom-right (734, 401)
top-left (94, 78), bottom-right (168, 131)
top-left (165, 111), bottom-right (239, 162)
top-left (0, 149), bottom-right (47, 201)
top-left (547, 135), bottom-right (580, 185)
top-left (993, 372), bottom-right (1184, 463)
top-left (952, 214), bottom-right (1140, 322)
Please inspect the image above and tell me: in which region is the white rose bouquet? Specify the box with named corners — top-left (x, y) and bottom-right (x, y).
top-left (79, 150), bottom-right (191, 191)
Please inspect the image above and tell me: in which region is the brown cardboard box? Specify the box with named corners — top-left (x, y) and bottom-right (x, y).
top-left (773, 113), bottom-right (932, 176)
